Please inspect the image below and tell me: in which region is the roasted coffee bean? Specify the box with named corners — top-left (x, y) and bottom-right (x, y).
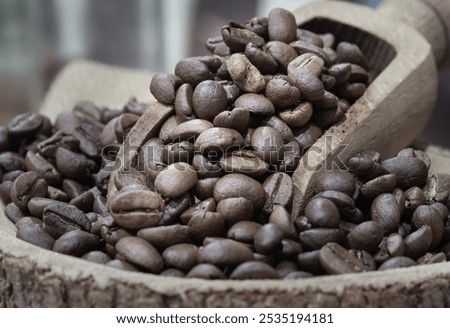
top-left (159, 268), bottom-right (185, 277)
top-left (162, 243), bottom-right (198, 272)
top-left (265, 41), bottom-right (297, 73)
top-left (230, 261), bottom-right (279, 279)
top-left (348, 249), bottom-right (376, 271)
top-left (321, 74), bottom-right (336, 90)
top-left (288, 53), bottom-right (324, 77)
top-left (386, 233), bottom-right (405, 257)
top-left (370, 194), bottom-right (401, 234)
top-left (114, 168), bottom-right (148, 191)
top-left (277, 239), bottom-right (303, 260)
top-left (11, 171), bottom-right (48, 211)
top-left (269, 206), bottom-right (297, 240)
top-left (2, 170), bottom-right (24, 182)
top-left (198, 239), bottom-right (254, 268)
top-left (62, 179), bottom-right (86, 200)
top-left (313, 170), bottom-right (356, 197)
top-left (404, 186), bottom-right (425, 215)
top-left (171, 119), bottom-right (214, 142)
top-left (336, 42), bottom-right (369, 70)
top-left (106, 259), bottom-right (139, 272)
top-left (417, 252), bottom-right (447, 265)
top-left (187, 263), bottom-right (225, 279)
top-left (349, 64), bottom-right (369, 83)
top-left (180, 198), bottom-right (216, 224)
top-left (297, 250), bottom-right (323, 274)
top-left (162, 141), bottom-right (194, 164)
top-left (55, 148), bottom-right (96, 181)
top-left (195, 127), bottom-right (244, 154)
top-left (347, 157), bottom-right (388, 181)
top-left (37, 131), bottom-right (79, 158)
top-left (319, 242), bottom-right (365, 274)
top-left (192, 80), bottom-right (227, 121)
top-left (251, 126), bottom-right (284, 163)
top-left (299, 228), bottom-right (345, 251)
top-left (294, 215), bottom-right (313, 233)
top-left (82, 251), bottom-right (112, 265)
top-left (214, 174), bottom-right (266, 210)
top-left (267, 8), bottom-right (296, 43)
top-left (293, 123), bottom-right (323, 150)
top-left (314, 91), bottom-right (339, 109)
top-left (314, 106), bottom-right (346, 129)
top-left (262, 115), bottom-right (295, 143)
top-left (0, 152), bottom-right (26, 172)
top-left (227, 221), bottom-right (262, 244)
top-left (220, 150), bottom-right (269, 178)
top-left (254, 223), bottom-right (285, 254)
top-left (245, 43), bottom-right (278, 75)
top-left (137, 225), bottom-right (191, 250)
top-left (289, 40), bottom-right (329, 65)
top-left (275, 260), bottom-right (300, 278)
top-left (113, 113), bottom-right (139, 141)
top-left (284, 271), bottom-right (314, 279)
top-left (279, 102), bottom-right (313, 128)
top-left (336, 82), bottom-right (366, 101)
top-left (47, 186), bottom-right (69, 202)
top-left (313, 190), bottom-right (356, 221)
top-left (115, 236), bottom-right (164, 273)
top-left (423, 173), bottom-right (450, 205)
top-left (194, 177), bottom-right (220, 200)
top-left (412, 205), bottom-right (444, 248)
top-left (187, 211), bottom-right (225, 243)
top-left (288, 67), bottom-right (324, 101)
top-left (53, 230), bottom-right (100, 256)
top-left (0, 181), bottom-right (13, 204)
top-left (397, 148), bottom-right (431, 170)
top-left (174, 83), bottom-right (195, 121)
top-left (191, 154), bottom-right (223, 179)
top-left (110, 189), bottom-right (164, 230)
top-left (155, 162), bottom-right (197, 198)
top-left (17, 224), bottom-right (55, 250)
top-left (24, 151), bottom-right (61, 186)
top-left (160, 193), bottom-right (192, 225)
top-left (221, 25), bottom-right (265, 53)
top-left (213, 107), bottom-right (250, 131)
top-left (4, 202), bottom-right (27, 223)
top-left (158, 115), bottom-right (181, 143)
top-left (42, 203), bottom-right (91, 237)
top-left (263, 172), bottom-right (293, 214)
top-left (305, 197), bottom-right (340, 228)
top-left (378, 256), bottom-right (417, 271)
top-left (392, 188), bottom-right (406, 214)
top-left (382, 156), bottom-right (428, 190)
top-left (217, 197), bottom-right (254, 226)
top-left (235, 93), bottom-right (275, 116)
top-left (346, 221), bottom-right (384, 253)
top-left (176, 57), bottom-right (216, 86)
top-left (360, 174), bottom-right (397, 199)
top-left (7, 113), bottom-right (44, 139)
top-left (15, 216), bottom-right (42, 230)
top-left (404, 225), bottom-right (433, 259)
top-left (223, 83), bottom-right (241, 104)
top-left (150, 73), bottom-right (182, 105)
top-left (280, 140), bottom-right (301, 172)
top-left (227, 54), bottom-right (266, 93)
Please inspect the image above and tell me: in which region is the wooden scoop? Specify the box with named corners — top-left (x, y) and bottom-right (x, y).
top-left (1, 0), bottom-right (449, 307)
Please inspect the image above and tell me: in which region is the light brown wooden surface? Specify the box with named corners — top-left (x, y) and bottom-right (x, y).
top-left (1, 1), bottom-right (450, 308)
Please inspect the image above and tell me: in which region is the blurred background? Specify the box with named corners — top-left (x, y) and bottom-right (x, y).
top-left (0, 0), bottom-right (448, 146)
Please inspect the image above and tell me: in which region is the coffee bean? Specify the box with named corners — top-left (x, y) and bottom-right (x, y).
top-left (360, 174), bottom-right (397, 199)
top-left (417, 252), bottom-right (447, 265)
top-left (348, 249), bottom-right (376, 271)
top-left (404, 225), bottom-right (433, 259)
top-left (55, 148), bottom-right (96, 181)
top-left (288, 53), bottom-right (324, 77)
top-left (321, 74), bottom-right (336, 90)
top-left (106, 259), bottom-right (138, 272)
top-left (221, 25), bottom-right (265, 53)
top-left (245, 43), bottom-right (278, 75)
top-left (235, 93), bottom-right (275, 116)
top-left (110, 189), bottom-right (164, 229)
top-left (412, 205), bottom-right (444, 248)
top-left (293, 123), bottom-right (323, 150)
top-left (279, 102), bottom-right (313, 128)
top-left (170, 119), bottom-right (213, 142)
top-left (319, 242), bottom-right (365, 274)
top-left (264, 41), bottom-right (297, 73)
top-left (116, 236), bottom-right (164, 273)
top-left (195, 127), bottom-right (244, 154)
top-left (16, 224), bottom-right (55, 250)
top-left (162, 141), bottom-right (194, 165)
top-left (187, 263), bottom-right (225, 279)
top-left (213, 107), bottom-right (250, 131)
top-left (386, 233), bottom-right (405, 257)
top-left (346, 221), bottom-right (383, 253)
top-left (283, 271), bottom-right (314, 279)
top-left (214, 174), bottom-right (266, 210)
top-left (230, 261), bottom-right (279, 279)
top-left (114, 113), bottom-right (139, 141)
top-left (155, 162), bottom-right (198, 198)
top-left (227, 54), bottom-right (266, 93)
top-left (348, 157), bottom-right (388, 181)
top-left (404, 186), bottom-right (425, 215)
top-left (251, 126), bottom-right (284, 164)
top-left (53, 230), bottom-right (99, 256)
top-left (0, 152), bottom-right (26, 172)
top-left (313, 190), bottom-right (356, 222)
top-left (194, 177), bottom-right (219, 201)
top-left (297, 250), bottom-right (323, 274)
top-left (349, 64), bottom-right (369, 83)
top-left (180, 198), bottom-right (216, 224)
top-left (299, 228), bottom-right (345, 250)
top-left (382, 156), bottom-right (428, 190)
top-left (288, 67), bottom-right (324, 101)
top-left (269, 206), bottom-right (297, 240)
top-left (217, 197), bottom-right (254, 226)
top-left (423, 174), bottom-right (450, 205)
top-left (267, 7), bottom-right (296, 43)
top-left (254, 223), bottom-right (285, 254)
top-left (198, 239), bottom-right (254, 268)
top-left (7, 113), bottom-right (44, 139)
top-left (262, 116), bottom-right (295, 144)
top-left (220, 150), bottom-right (269, 178)
top-left (10, 171), bottom-right (48, 211)
top-left (370, 194), bottom-right (401, 234)
top-left (192, 80), bottom-right (227, 121)
top-left (392, 188), bottom-right (406, 214)
top-left (0, 181), bottom-right (13, 204)
top-left (378, 256), bottom-right (417, 271)
top-left (305, 197), bottom-right (340, 228)
top-left (313, 170), bottom-right (356, 197)
top-left (47, 186), bottom-right (69, 202)
top-left (191, 154), bottom-right (223, 179)
top-left (187, 211), bottom-right (225, 244)
top-left (275, 260), bottom-right (299, 278)
top-left (263, 172), bottom-right (293, 214)
top-left (43, 203), bottom-right (91, 237)
top-left (277, 239), bottom-right (303, 260)
top-left (175, 58), bottom-right (214, 86)
top-left (137, 225), bottom-right (191, 250)
top-left (336, 42), bottom-right (369, 70)
top-left (82, 251), bottom-right (112, 265)
top-left (227, 221), bottom-right (262, 244)
top-left (162, 243), bottom-right (198, 272)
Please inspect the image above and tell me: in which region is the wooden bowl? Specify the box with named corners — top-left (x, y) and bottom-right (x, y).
top-left (1, 0), bottom-right (450, 307)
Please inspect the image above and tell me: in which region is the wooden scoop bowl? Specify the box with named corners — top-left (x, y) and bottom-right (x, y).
top-left (1, 0), bottom-right (450, 307)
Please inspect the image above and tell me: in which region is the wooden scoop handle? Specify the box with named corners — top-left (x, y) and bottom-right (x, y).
top-left (378, 0), bottom-right (450, 68)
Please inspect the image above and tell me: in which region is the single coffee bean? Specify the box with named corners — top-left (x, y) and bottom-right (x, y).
top-left (392, 188), bottom-right (406, 214)
top-left (294, 215), bottom-right (313, 233)
top-left (349, 64), bottom-right (369, 83)
top-left (386, 233), bottom-right (405, 257)
top-left (195, 127), bottom-right (244, 154)
top-left (300, 228), bottom-right (345, 251)
top-left (162, 243), bottom-right (198, 272)
top-left (2, 170), bottom-right (24, 182)
top-left (170, 119), bottom-right (213, 142)
top-left (314, 91), bottom-right (339, 109)
top-left (159, 268), bottom-right (186, 277)
top-left (336, 42), bottom-right (369, 70)
top-left (404, 225), bottom-right (433, 259)
top-left (254, 223), bottom-right (285, 254)
top-left (347, 157), bottom-right (388, 181)
top-left (293, 123), bottom-right (323, 150)
top-left (115, 236), bottom-right (164, 273)
top-left (15, 216), bottom-right (43, 230)
top-left (244, 43), bottom-right (278, 75)
top-left (313, 170), bottom-right (356, 197)
top-left (53, 230), bottom-right (100, 256)
top-left (192, 80), bottom-right (227, 121)
top-left (180, 198), bottom-right (216, 224)
top-left (155, 162), bottom-right (198, 198)
top-left (7, 113), bottom-right (44, 139)
top-left (279, 102), bottom-right (313, 128)
top-left (4, 202), bottom-right (27, 223)
top-left (159, 115), bottom-right (181, 143)
top-left (82, 251), bottom-right (112, 265)
top-left (24, 151), bottom-right (61, 186)
top-left (417, 252), bottom-right (447, 265)
top-left (110, 189), bottom-right (164, 230)
top-left (423, 173), bottom-right (450, 205)
top-left (346, 221), bottom-right (384, 253)
top-left (251, 126), bottom-right (284, 164)
top-left (305, 197), bottom-right (340, 228)
top-left (284, 271), bottom-right (314, 280)
top-left (187, 211), bottom-right (225, 244)
top-left (198, 239), bottom-right (254, 268)
top-left (17, 224), bottom-right (55, 250)
top-left (411, 205), bottom-right (444, 248)
top-left (382, 156), bottom-right (428, 190)
top-left (191, 154), bottom-right (223, 179)
top-left (37, 132), bottom-right (79, 159)
top-left (174, 83), bottom-right (195, 121)
top-left (217, 197), bottom-right (254, 226)
top-left (55, 148), bottom-right (96, 181)
top-left (265, 41), bottom-right (297, 72)
top-left (297, 250), bottom-right (324, 274)
top-left (370, 193), bottom-right (401, 234)
top-left (319, 242), bottom-right (365, 274)
top-left (263, 172), bottom-right (293, 214)
top-left (348, 249), bottom-right (376, 271)
top-left (397, 148), bottom-right (431, 170)
top-left (162, 141), bottom-right (194, 165)
top-left (42, 203), bottom-right (91, 237)
top-left (0, 181), bottom-right (13, 204)
top-left (230, 261), bottom-right (279, 279)
top-left (288, 67), bottom-right (324, 101)
top-left (378, 256), bottom-right (417, 271)
top-left (244, 16), bottom-right (268, 38)
top-left (313, 106), bottom-right (346, 130)
top-left (227, 53), bottom-right (266, 93)
top-left (11, 171), bottom-right (48, 211)
top-left (404, 186), bottom-right (426, 215)
top-left (220, 150), bottom-right (269, 178)
top-left (137, 225), bottom-right (191, 250)
top-left (360, 174), bottom-right (397, 199)
top-left (275, 260), bottom-right (299, 278)
top-left (175, 58), bottom-right (214, 86)
top-left (267, 7), bottom-right (296, 43)
top-left (150, 73), bottom-right (182, 105)
top-left (194, 178), bottom-right (219, 201)
top-left (321, 74), bottom-right (336, 90)
top-left (221, 25), bottom-right (265, 53)
top-left (114, 113), bottom-right (139, 141)
top-left (262, 115), bottom-right (295, 143)
top-left (0, 152), bottom-right (26, 172)
top-left (234, 93), bottom-right (275, 116)
top-left (289, 40), bottom-right (329, 65)
top-left (214, 174), bottom-right (266, 210)
top-left (277, 239), bottom-right (303, 260)
top-left (227, 221), bottom-right (262, 244)
top-left (280, 140), bottom-right (301, 173)
top-left (312, 190), bottom-right (356, 222)
top-left (106, 259), bottom-right (139, 272)
top-left (47, 186), bottom-right (69, 202)
top-left (187, 263), bottom-right (225, 279)
top-left (113, 168), bottom-right (148, 192)
top-left (288, 53), bottom-right (324, 77)
top-left (213, 107), bottom-right (250, 131)
top-left (100, 225), bottom-right (131, 246)
top-left (269, 206), bottom-right (297, 240)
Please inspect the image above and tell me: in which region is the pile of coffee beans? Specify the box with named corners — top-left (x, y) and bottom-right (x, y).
top-left (1, 7), bottom-right (449, 280)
